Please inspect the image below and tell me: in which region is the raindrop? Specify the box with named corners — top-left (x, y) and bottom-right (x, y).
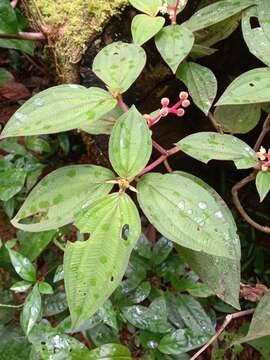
top-left (69, 84), bottom-right (79, 89)
top-left (177, 200), bottom-right (185, 210)
top-left (198, 201), bottom-right (207, 210)
top-left (121, 224), bottom-right (129, 240)
top-left (34, 98), bottom-right (44, 106)
top-left (215, 211), bottom-right (223, 219)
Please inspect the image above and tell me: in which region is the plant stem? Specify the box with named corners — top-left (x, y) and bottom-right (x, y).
top-left (0, 303), bottom-right (23, 308)
top-left (117, 94), bottom-right (129, 113)
top-left (0, 32), bottom-right (45, 41)
top-left (190, 309), bottom-right (255, 360)
top-left (208, 111), bottom-right (224, 134)
top-left (254, 113), bottom-right (270, 151)
top-left (80, 331), bottom-right (92, 349)
top-left (152, 140), bottom-right (167, 155)
top-left (53, 239), bottom-right (65, 252)
top-left (170, 0), bottom-right (180, 25)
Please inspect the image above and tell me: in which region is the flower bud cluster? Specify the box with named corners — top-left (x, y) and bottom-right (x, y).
top-left (256, 146), bottom-right (270, 172)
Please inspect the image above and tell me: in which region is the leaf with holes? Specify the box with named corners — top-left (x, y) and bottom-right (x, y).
top-left (177, 132), bottom-right (258, 169)
top-left (7, 247), bottom-right (36, 282)
top-left (177, 62), bottom-right (217, 115)
top-left (132, 14), bottom-right (165, 46)
top-left (242, 7), bottom-right (270, 67)
top-left (11, 165), bottom-right (114, 232)
top-left (88, 344), bottom-right (132, 359)
top-left (109, 106), bottom-right (152, 179)
top-left (65, 193), bottom-right (141, 329)
top-left (256, 171), bottom-right (270, 202)
top-left (137, 172), bottom-right (241, 259)
top-left (93, 42), bottom-right (146, 95)
top-left (0, 85), bottom-right (117, 138)
top-left (183, 0), bottom-right (254, 32)
top-left (155, 25), bottom-right (194, 74)
top-left (255, 0), bottom-right (270, 40)
top-left (214, 104), bottom-right (261, 134)
top-left (0, 0), bottom-right (18, 34)
top-left (216, 68), bottom-right (270, 106)
top-left (21, 284), bottom-right (42, 335)
top-left (176, 171), bottom-right (240, 309)
top-left (129, 0), bottom-right (162, 16)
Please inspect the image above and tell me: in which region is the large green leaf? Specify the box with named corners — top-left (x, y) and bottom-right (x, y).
top-left (155, 25), bottom-right (194, 74)
top-left (256, 171), bottom-right (270, 202)
top-left (21, 284), bottom-right (42, 335)
top-left (93, 42), bottom-right (146, 94)
top-left (109, 106), bottom-right (152, 179)
top-left (137, 172), bottom-right (241, 259)
top-left (11, 165), bottom-right (114, 232)
top-left (0, 86), bottom-right (117, 138)
top-left (216, 68), bottom-right (270, 106)
top-left (242, 7), bottom-right (270, 67)
top-left (183, 0), bottom-right (254, 32)
top-left (177, 132), bottom-right (258, 169)
top-left (132, 14), bottom-right (165, 46)
top-left (0, 325), bottom-right (31, 360)
top-left (7, 247), bottom-right (36, 282)
top-left (88, 343), bottom-right (132, 359)
top-left (176, 171), bottom-right (241, 309)
top-left (0, 0), bottom-right (18, 34)
top-left (255, 0), bottom-right (270, 40)
top-left (0, 38), bottom-right (34, 55)
top-left (65, 193), bottom-right (141, 329)
top-left (176, 62), bottom-right (217, 115)
top-left (214, 104), bottom-right (261, 134)
top-left (129, 0), bottom-right (162, 16)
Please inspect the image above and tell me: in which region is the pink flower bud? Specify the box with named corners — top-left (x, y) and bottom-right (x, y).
top-left (160, 107), bottom-right (169, 117)
top-left (143, 114), bottom-right (152, 121)
top-left (262, 165), bottom-right (268, 172)
top-left (182, 99), bottom-right (190, 108)
top-left (176, 108), bottom-right (185, 117)
top-left (179, 91), bottom-right (189, 100)
top-left (161, 97), bottom-right (170, 107)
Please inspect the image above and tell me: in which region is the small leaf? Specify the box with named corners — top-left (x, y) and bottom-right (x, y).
top-left (0, 68), bottom-right (13, 86)
top-left (53, 265), bottom-right (64, 283)
top-left (216, 68), bottom-right (270, 106)
top-left (7, 247), bottom-right (36, 282)
top-left (93, 42), bottom-right (146, 94)
top-left (43, 290), bottom-right (67, 316)
top-left (0, 166), bottom-right (27, 201)
top-left (129, 0), bottom-right (162, 16)
top-left (214, 104), bottom-right (261, 134)
top-left (65, 193), bottom-right (141, 329)
top-left (137, 172), bottom-right (241, 260)
top-left (88, 343), bottom-right (132, 359)
top-left (39, 282), bottom-right (54, 294)
top-left (132, 14), bottom-right (165, 46)
top-left (11, 165), bottom-right (114, 232)
top-left (10, 280), bottom-right (32, 293)
top-left (177, 132), bottom-right (258, 169)
top-left (256, 171), bottom-right (270, 202)
top-left (176, 61), bottom-right (217, 115)
top-left (0, 85), bottom-right (117, 138)
top-left (152, 237), bottom-right (173, 266)
top-left (18, 230), bottom-right (56, 261)
top-left (0, 0), bottom-right (18, 34)
top-left (21, 284), bottom-right (42, 335)
top-left (183, 0), bottom-right (254, 32)
top-left (109, 106), bottom-right (152, 179)
top-left (155, 25), bottom-right (194, 73)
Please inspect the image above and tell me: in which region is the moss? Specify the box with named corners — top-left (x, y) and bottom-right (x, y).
top-left (27, 0), bottom-right (128, 82)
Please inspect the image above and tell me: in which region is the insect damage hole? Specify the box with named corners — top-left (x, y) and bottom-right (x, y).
top-left (121, 224), bottom-right (130, 241)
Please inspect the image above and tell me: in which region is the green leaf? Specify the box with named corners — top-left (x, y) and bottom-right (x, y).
top-left (255, 0), bottom-right (270, 40)
top-left (97, 300), bottom-right (118, 330)
top-left (7, 247), bottom-right (36, 282)
top-left (0, 38), bottom-right (34, 55)
top-left (18, 230), bottom-right (56, 261)
top-left (132, 14), bottom-right (165, 46)
top-left (256, 171), bottom-right (270, 202)
top-left (81, 106), bottom-right (123, 135)
top-left (93, 42), bottom-right (146, 94)
top-left (21, 284), bottom-right (42, 335)
top-left (10, 280), bottom-right (32, 293)
top-left (11, 165), bottom-right (114, 232)
top-left (183, 0), bottom-right (254, 32)
top-left (176, 171), bottom-right (241, 309)
top-left (137, 172), bottom-right (241, 260)
top-left (176, 61), bottom-right (217, 115)
top-left (122, 297), bottom-right (172, 333)
top-left (88, 343), bottom-right (132, 359)
top-left (216, 68), bottom-right (270, 106)
top-left (152, 237), bottom-right (173, 266)
top-left (0, 166), bottom-right (27, 201)
top-left (189, 44), bottom-right (217, 59)
top-left (65, 193), bottom-right (141, 329)
top-left (0, 68), bottom-right (13, 86)
top-left (109, 106), bottom-right (152, 179)
top-left (43, 290), bottom-right (67, 316)
top-left (0, 325), bottom-right (31, 359)
top-left (248, 336), bottom-right (270, 360)
top-left (0, 85), bottom-right (117, 138)
top-left (39, 282), bottom-right (54, 294)
top-left (129, 0), bottom-right (162, 16)
top-left (155, 25), bottom-right (194, 74)
top-left (53, 265), bottom-right (64, 282)
top-left (214, 104), bottom-right (261, 134)
top-left (0, 0), bottom-right (18, 34)
top-left (242, 6), bottom-right (270, 67)
top-left (177, 132), bottom-right (258, 169)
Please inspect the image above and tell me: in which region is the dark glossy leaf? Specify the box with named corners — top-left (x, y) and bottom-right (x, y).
top-left (0, 325), bottom-right (31, 359)
top-left (7, 247), bottom-right (36, 282)
top-left (0, 68), bottom-right (13, 86)
top-left (152, 237), bottom-right (173, 266)
top-left (10, 280), bottom-right (32, 293)
top-left (0, 0), bottom-right (18, 34)
top-left (18, 230), bottom-right (56, 261)
top-left (0, 166), bottom-right (27, 201)
top-left (134, 233), bottom-right (152, 259)
top-left (21, 284), bottom-right (42, 335)
top-left (0, 38), bottom-right (34, 55)
top-left (256, 171), bottom-right (270, 202)
top-left (39, 282), bottom-right (53, 295)
top-left (53, 265), bottom-right (64, 283)
top-left (43, 290), bottom-right (67, 316)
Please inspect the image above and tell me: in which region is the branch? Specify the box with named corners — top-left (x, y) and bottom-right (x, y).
top-left (208, 111), bottom-right (224, 134)
top-left (0, 31), bottom-right (46, 41)
top-left (190, 309), bottom-right (255, 360)
top-left (254, 113), bottom-right (270, 151)
top-left (232, 171), bottom-right (270, 233)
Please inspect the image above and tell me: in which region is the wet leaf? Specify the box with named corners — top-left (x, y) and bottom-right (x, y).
top-left (0, 85), bottom-right (117, 137)
top-left (177, 132), bottom-right (258, 169)
top-left (93, 42), bottom-right (146, 94)
top-left (134, 233), bottom-right (152, 259)
top-left (11, 165), bottom-right (114, 232)
top-left (214, 104), bottom-right (261, 134)
top-left (137, 172), bottom-right (241, 260)
top-left (53, 265), bottom-right (64, 283)
top-left (0, 325), bottom-right (31, 359)
top-left (183, 0), bottom-right (254, 32)
top-left (88, 343), bottom-right (132, 359)
top-left (177, 61), bottom-right (217, 115)
top-left (152, 237), bottom-right (173, 266)
top-left (65, 193), bottom-right (141, 329)
top-left (21, 284), bottom-right (42, 335)
top-left (132, 14), bottom-right (165, 46)
top-left (7, 247), bottom-right (36, 282)
top-left (155, 25), bottom-right (194, 74)
top-left (18, 230), bottom-right (56, 261)
top-left (43, 290), bottom-right (67, 316)
top-left (129, 0), bottom-right (162, 16)
top-left (39, 282), bottom-right (53, 295)
top-left (0, 166), bottom-right (27, 201)
top-left (256, 171), bottom-right (270, 202)
top-left (10, 280), bottom-right (32, 293)
top-left (0, 0), bottom-right (18, 34)
top-left (109, 106), bottom-right (152, 179)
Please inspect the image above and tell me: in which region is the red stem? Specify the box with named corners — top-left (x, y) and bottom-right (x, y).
top-left (117, 95), bottom-right (129, 112)
top-left (169, 0), bottom-right (180, 25)
top-left (0, 31), bottom-right (46, 41)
